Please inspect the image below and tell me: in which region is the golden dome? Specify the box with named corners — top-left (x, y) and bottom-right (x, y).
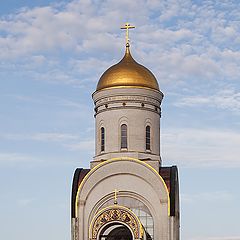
top-left (96, 45), bottom-right (159, 91)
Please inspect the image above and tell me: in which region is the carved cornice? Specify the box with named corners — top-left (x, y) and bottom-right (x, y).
top-left (95, 95), bottom-right (160, 107)
top-left (94, 105), bottom-right (161, 117)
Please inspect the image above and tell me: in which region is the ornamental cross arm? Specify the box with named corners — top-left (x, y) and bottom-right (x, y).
top-left (121, 22), bottom-right (135, 46)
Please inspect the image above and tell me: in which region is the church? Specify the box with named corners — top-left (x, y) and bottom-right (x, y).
top-left (71, 24), bottom-right (180, 240)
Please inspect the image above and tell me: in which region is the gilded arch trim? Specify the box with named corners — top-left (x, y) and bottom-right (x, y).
top-left (89, 205), bottom-right (143, 240)
top-left (75, 157), bottom-right (170, 217)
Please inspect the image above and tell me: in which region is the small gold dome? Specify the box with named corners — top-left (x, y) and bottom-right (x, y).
top-left (96, 45), bottom-right (159, 91)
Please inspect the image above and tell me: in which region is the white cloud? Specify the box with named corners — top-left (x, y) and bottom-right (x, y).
top-left (1, 0), bottom-right (240, 88)
top-left (0, 151), bottom-right (88, 166)
top-left (1, 2), bottom-right (240, 240)
top-left (32, 68), bottom-right (80, 85)
top-left (1, 132), bottom-right (94, 153)
top-left (0, 5), bottom-right (81, 58)
top-left (69, 58), bottom-right (114, 79)
top-left (0, 1), bottom-right (121, 59)
top-left (175, 89), bottom-right (240, 114)
top-left (1, 0), bottom-right (239, 169)
top-left (3, 132), bottom-right (79, 142)
top-left (64, 139), bottom-right (94, 151)
top-left (0, 153), bottom-right (41, 164)
top-left (162, 128), bottom-right (240, 168)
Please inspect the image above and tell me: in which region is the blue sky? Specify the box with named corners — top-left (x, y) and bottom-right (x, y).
top-left (0, 0), bottom-right (240, 240)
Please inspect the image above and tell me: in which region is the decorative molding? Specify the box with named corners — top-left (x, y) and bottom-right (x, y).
top-left (90, 206), bottom-right (142, 239)
top-left (96, 95), bottom-right (160, 106)
top-left (95, 105), bottom-right (161, 116)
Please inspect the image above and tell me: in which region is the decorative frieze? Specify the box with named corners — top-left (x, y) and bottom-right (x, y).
top-left (90, 206), bottom-right (142, 239)
top-left (95, 95), bottom-right (160, 107)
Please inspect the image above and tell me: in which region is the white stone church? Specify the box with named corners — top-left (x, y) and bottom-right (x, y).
top-left (71, 26), bottom-right (180, 240)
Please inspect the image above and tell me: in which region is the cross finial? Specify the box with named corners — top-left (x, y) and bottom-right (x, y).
top-left (114, 189), bottom-right (118, 205)
top-left (121, 22), bottom-right (135, 46)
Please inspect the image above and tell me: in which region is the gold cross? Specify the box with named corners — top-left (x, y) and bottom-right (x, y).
top-left (121, 22), bottom-right (135, 46)
top-left (114, 189), bottom-right (118, 204)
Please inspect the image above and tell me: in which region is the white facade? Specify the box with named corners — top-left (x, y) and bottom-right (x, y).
top-left (71, 45), bottom-right (180, 240)
top-left (73, 158), bottom-right (171, 240)
top-left (92, 87), bottom-right (163, 170)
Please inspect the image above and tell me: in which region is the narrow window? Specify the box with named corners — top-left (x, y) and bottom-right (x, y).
top-left (146, 125), bottom-right (151, 150)
top-left (101, 127), bottom-right (105, 152)
top-left (121, 124), bottom-right (127, 149)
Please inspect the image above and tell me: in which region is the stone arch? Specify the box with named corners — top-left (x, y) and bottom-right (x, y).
top-left (76, 158), bottom-right (169, 214)
top-left (75, 158), bottom-right (170, 240)
top-left (88, 190), bottom-right (155, 226)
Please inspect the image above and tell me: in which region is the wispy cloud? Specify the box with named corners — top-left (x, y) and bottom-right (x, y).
top-left (3, 132), bottom-right (79, 142)
top-left (162, 128), bottom-right (240, 168)
top-left (1, 0), bottom-right (240, 87)
top-left (0, 150), bottom-right (90, 167)
top-left (0, 153), bottom-right (41, 165)
top-left (1, 132), bottom-right (95, 153)
top-left (64, 139), bottom-right (94, 151)
top-left (175, 89), bottom-right (240, 114)
top-left (1, 1), bottom-right (240, 240)
top-left (0, 1), bottom-right (120, 59)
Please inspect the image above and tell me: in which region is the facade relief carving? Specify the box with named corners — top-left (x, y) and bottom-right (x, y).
top-left (90, 206), bottom-right (142, 240)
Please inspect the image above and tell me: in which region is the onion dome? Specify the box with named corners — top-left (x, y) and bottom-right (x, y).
top-left (96, 44), bottom-right (159, 91)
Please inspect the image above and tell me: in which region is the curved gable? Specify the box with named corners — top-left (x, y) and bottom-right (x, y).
top-left (75, 158), bottom-right (170, 218)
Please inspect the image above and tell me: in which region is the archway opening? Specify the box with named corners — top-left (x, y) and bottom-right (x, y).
top-left (99, 224), bottom-right (133, 240)
top-left (99, 196), bottom-right (154, 239)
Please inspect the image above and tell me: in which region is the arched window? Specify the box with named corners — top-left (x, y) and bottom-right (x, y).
top-left (121, 124), bottom-right (127, 149)
top-left (101, 127), bottom-right (105, 152)
top-left (146, 125), bottom-right (151, 150)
